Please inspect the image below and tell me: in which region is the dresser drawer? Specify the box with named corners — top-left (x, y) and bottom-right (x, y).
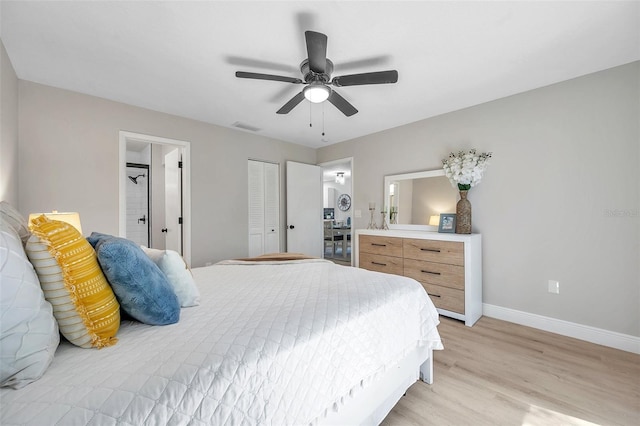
top-left (356, 231), bottom-right (481, 326)
top-left (422, 283), bottom-right (465, 314)
top-left (404, 258), bottom-right (464, 290)
top-left (359, 235), bottom-right (403, 257)
top-left (359, 252), bottom-right (403, 275)
top-left (403, 239), bottom-right (464, 266)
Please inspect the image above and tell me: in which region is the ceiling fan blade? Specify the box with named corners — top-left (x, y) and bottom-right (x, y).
top-left (328, 90), bottom-right (358, 117)
top-left (276, 91), bottom-right (306, 114)
top-left (331, 70), bottom-right (398, 87)
top-left (236, 71), bottom-right (302, 84)
top-left (305, 31), bottom-right (327, 74)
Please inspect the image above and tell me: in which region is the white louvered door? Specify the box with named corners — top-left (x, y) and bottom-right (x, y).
top-left (248, 160), bottom-right (280, 257)
top-left (263, 162), bottom-right (280, 254)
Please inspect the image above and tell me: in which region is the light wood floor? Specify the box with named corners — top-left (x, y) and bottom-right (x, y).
top-left (381, 316), bottom-right (640, 426)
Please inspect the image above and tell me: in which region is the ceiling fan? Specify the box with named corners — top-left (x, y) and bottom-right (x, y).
top-left (235, 31), bottom-right (398, 117)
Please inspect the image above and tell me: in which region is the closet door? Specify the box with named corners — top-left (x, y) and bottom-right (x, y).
top-left (248, 160), bottom-right (280, 257)
top-left (263, 162), bottom-right (280, 254)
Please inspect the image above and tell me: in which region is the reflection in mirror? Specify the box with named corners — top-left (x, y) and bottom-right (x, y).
top-left (384, 169), bottom-right (458, 230)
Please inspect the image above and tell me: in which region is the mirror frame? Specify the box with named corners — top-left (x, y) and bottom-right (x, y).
top-left (384, 168), bottom-right (448, 231)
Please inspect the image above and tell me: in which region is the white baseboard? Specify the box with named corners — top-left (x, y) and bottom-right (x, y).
top-left (483, 304), bottom-right (640, 355)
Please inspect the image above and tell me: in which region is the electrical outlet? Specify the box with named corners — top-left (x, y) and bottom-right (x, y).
top-left (354, 209), bottom-right (362, 218)
top-left (548, 280), bottom-right (560, 294)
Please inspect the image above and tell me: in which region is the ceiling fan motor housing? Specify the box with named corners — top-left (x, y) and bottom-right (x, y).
top-left (300, 59), bottom-right (333, 83)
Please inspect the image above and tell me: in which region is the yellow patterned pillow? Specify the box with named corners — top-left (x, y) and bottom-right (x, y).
top-left (26, 215), bottom-right (120, 348)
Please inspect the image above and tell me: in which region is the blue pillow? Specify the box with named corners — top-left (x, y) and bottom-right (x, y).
top-left (86, 232), bottom-right (116, 248)
top-left (89, 233), bottom-right (179, 325)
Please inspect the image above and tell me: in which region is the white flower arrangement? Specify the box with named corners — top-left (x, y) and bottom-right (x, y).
top-left (442, 149), bottom-right (492, 191)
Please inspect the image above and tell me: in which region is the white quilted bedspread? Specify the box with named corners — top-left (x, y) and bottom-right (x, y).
top-left (1, 259), bottom-right (442, 425)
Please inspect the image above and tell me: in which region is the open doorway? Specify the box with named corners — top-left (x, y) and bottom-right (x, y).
top-left (118, 131), bottom-right (192, 266)
top-left (125, 162), bottom-right (150, 247)
top-left (319, 158), bottom-right (353, 266)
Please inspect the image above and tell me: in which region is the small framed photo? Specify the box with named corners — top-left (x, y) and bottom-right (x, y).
top-left (438, 213), bottom-right (456, 233)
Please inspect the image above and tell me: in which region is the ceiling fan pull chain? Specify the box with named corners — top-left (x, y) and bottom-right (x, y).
top-left (322, 103), bottom-right (325, 137)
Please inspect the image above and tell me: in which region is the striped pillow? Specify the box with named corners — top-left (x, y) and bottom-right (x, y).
top-left (26, 216), bottom-right (120, 348)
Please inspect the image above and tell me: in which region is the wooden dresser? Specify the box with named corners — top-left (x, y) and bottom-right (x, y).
top-left (356, 229), bottom-right (482, 326)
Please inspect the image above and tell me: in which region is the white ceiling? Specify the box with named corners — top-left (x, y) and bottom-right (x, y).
top-left (2, 1), bottom-right (638, 149)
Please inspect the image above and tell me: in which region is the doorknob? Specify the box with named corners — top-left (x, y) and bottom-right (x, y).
top-left (161, 228), bottom-right (168, 233)
top-left (289, 225), bottom-right (295, 229)
top-left (138, 214), bottom-right (146, 224)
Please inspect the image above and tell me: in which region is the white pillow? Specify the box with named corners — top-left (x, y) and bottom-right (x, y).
top-left (0, 201), bottom-right (31, 244)
top-left (141, 247), bottom-right (200, 307)
top-left (0, 224), bottom-right (59, 389)
top-left (140, 246), bottom-right (165, 263)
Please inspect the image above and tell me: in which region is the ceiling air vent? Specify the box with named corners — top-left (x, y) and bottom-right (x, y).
top-left (232, 121), bottom-right (261, 132)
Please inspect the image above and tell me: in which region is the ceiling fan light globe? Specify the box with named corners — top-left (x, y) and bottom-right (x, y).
top-left (303, 84), bottom-right (330, 103)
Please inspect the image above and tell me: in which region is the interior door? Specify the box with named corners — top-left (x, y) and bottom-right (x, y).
top-left (248, 160), bottom-right (280, 257)
top-left (263, 162), bottom-right (280, 254)
top-left (248, 160), bottom-right (265, 257)
top-left (286, 161), bottom-right (322, 257)
top-left (164, 148), bottom-right (182, 254)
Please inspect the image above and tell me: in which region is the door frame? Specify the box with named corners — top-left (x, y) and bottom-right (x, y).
top-left (119, 131), bottom-right (192, 266)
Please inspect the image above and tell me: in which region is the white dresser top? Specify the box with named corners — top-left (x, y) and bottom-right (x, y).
top-left (355, 229), bottom-right (481, 243)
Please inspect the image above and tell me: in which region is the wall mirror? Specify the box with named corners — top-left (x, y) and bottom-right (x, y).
top-left (384, 169), bottom-right (458, 231)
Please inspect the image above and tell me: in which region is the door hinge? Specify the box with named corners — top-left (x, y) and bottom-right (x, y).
top-left (178, 217), bottom-right (183, 225)
top-left (178, 161), bottom-right (183, 168)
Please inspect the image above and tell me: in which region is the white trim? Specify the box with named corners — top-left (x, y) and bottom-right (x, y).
top-left (119, 131), bottom-right (192, 266)
top-left (483, 303), bottom-right (640, 354)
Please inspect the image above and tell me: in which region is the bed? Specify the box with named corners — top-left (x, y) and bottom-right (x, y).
top-left (1, 212), bottom-right (443, 425)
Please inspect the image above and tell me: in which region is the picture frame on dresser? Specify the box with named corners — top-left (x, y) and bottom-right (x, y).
top-left (438, 213), bottom-right (456, 233)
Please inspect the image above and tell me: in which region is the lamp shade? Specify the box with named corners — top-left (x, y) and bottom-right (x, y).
top-left (303, 83), bottom-right (330, 103)
top-left (29, 211), bottom-right (82, 234)
top-left (429, 215), bottom-right (441, 226)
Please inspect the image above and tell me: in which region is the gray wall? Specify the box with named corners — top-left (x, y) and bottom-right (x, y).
top-left (318, 62), bottom-right (639, 337)
top-left (0, 40), bottom-right (19, 205)
top-left (17, 81), bottom-right (316, 267)
top-left (7, 40), bottom-right (639, 338)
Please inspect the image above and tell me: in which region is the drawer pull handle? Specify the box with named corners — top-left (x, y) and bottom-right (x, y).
top-left (428, 293), bottom-right (441, 298)
top-left (371, 261), bottom-right (387, 266)
top-left (372, 243), bottom-right (387, 247)
top-left (420, 248), bottom-right (441, 253)
top-left (421, 270), bottom-right (441, 275)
